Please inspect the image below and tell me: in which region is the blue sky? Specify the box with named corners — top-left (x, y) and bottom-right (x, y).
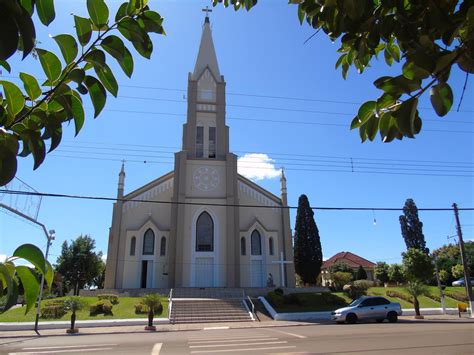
top-left (1, 0), bottom-right (473, 266)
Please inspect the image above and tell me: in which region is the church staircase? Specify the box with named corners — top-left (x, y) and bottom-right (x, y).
top-left (169, 288), bottom-right (254, 324)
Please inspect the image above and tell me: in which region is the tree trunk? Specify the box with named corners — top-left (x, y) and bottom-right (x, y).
top-left (414, 296), bottom-right (420, 316)
top-left (71, 311), bottom-right (76, 330)
top-left (148, 310), bottom-right (154, 327)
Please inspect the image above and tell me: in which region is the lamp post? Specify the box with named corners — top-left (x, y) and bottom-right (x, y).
top-left (34, 229), bottom-right (55, 332)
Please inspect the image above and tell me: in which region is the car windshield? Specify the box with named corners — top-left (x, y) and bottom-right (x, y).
top-left (349, 298), bottom-right (364, 307)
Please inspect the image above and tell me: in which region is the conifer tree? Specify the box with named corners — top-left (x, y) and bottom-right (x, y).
top-left (294, 194), bottom-right (323, 285)
top-left (399, 199), bottom-right (429, 254)
top-left (356, 265), bottom-right (367, 280)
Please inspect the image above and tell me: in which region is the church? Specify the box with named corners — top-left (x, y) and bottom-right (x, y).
top-left (104, 14), bottom-right (295, 289)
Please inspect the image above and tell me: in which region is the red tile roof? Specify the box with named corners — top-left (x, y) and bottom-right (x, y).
top-left (321, 251), bottom-right (376, 269)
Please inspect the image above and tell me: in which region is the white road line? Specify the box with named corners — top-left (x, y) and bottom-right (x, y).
top-left (189, 337), bottom-right (279, 344)
top-left (190, 341), bottom-right (288, 348)
top-left (188, 335), bottom-right (270, 341)
top-left (264, 328), bottom-right (307, 339)
top-left (9, 347), bottom-right (114, 355)
top-left (22, 344), bottom-right (116, 350)
top-left (190, 345), bottom-right (296, 353)
top-left (203, 326), bottom-right (230, 330)
top-left (151, 343), bottom-right (162, 355)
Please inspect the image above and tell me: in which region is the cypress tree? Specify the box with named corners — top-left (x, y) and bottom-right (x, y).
top-left (294, 194), bottom-right (323, 285)
top-left (399, 199), bottom-right (429, 254)
top-left (356, 265), bottom-right (367, 280)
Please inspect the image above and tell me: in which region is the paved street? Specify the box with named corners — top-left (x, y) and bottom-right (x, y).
top-left (1, 320), bottom-right (473, 355)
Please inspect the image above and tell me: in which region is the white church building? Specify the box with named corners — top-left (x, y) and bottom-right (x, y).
top-left (104, 14), bottom-right (295, 290)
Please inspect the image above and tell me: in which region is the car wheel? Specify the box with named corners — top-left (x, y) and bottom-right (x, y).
top-left (346, 313), bottom-right (357, 324)
top-left (387, 311), bottom-right (398, 323)
top-left (376, 318), bottom-right (384, 323)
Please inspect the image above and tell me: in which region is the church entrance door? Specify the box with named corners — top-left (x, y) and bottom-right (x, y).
top-left (251, 260), bottom-right (263, 287)
top-left (141, 260), bottom-right (153, 288)
top-left (195, 257), bottom-right (214, 287)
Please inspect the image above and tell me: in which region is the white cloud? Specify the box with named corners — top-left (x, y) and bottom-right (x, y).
top-left (237, 153), bottom-right (281, 181)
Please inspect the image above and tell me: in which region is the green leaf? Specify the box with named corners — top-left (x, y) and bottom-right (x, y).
top-left (12, 244), bottom-right (47, 276)
top-left (0, 132), bottom-right (19, 186)
top-left (15, 266), bottom-right (40, 314)
top-left (45, 260), bottom-right (54, 289)
top-left (0, 81), bottom-right (25, 121)
top-left (36, 49), bottom-right (62, 83)
top-left (335, 54), bottom-right (346, 69)
top-left (357, 101), bottom-right (376, 125)
top-left (101, 35), bottom-right (134, 77)
top-left (84, 76), bottom-right (107, 118)
top-left (430, 83), bottom-right (453, 117)
top-left (68, 68), bottom-right (86, 84)
top-left (115, 2), bottom-right (129, 22)
top-left (384, 48), bottom-right (393, 66)
top-left (138, 11), bottom-right (165, 34)
top-left (87, 0), bottom-right (109, 27)
top-left (365, 115), bottom-right (380, 141)
top-left (402, 60), bottom-right (431, 80)
top-left (53, 34), bottom-right (78, 65)
top-left (0, 11), bottom-right (19, 61)
top-left (55, 94), bottom-right (85, 135)
top-left (297, 4), bottom-right (305, 24)
top-left (0, 60), bottom-right (11, 73)
top-left (118, 18), bottom-right (146, 43)
top-left (0, 263), bottom-right (18, 312)
top-left (374, 75), bottom-right (421, 95)
top-left (127, 0), bottom-right (148, 15)
top-left (19, 72), bottom-right (41, 100)
top-left (130, 32), bottom-right (153, 59)
top-left (392, 97), bottom-right (418, 138)
top-left (42, 115), bottom-right (62, 152)
top-left (74, 16), bottom-right (92, 46)
top-left (16, 5), bottom-right (36, 59)
top-left (95, 63), bottom-right (118, 97)
top-left (20, 0), bottom-right (34, 15)
top-left (84, 49), bottom-right (106, 68)
top-left (36, 0), bottom-right (55, 26)
top-left (376, 93), bottom-right (397, 111)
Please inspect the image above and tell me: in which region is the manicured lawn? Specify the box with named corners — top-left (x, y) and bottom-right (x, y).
top-left (269, 292), bottom-right (351, 313)
top-left (0, 296), bottom-right (168, 323)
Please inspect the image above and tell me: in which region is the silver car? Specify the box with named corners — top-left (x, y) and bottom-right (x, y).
top-left (331, 296), bottom-right (402, 324)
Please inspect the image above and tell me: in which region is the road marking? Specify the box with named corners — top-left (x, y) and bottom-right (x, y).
top-left (151, 343), bottom-right (162, 355)
top-left (203, 326), bottom-right (230, 330)
top-left (190, 341), bottom-right (288, 348)
top-left (188, 335), bottom-right (270, 341)
top-left (190, 345), bottom-right (296, 353)
top-left (22, 344), bottom-right (116, 350)
top-left (189, 337), bottom-right (279, 344)
top-left (9, 347), bottom-right (114, 354)
top-left (264, 328), bottom-right (307, 339)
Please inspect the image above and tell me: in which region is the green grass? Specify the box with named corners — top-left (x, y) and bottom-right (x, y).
top-left (269, 292), bottom-right (350, 313)
top-left (0, 296), bottom-right (169, 323)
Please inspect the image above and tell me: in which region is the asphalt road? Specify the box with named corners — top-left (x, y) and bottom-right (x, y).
top-left (1, 321), bottom-right (473, 355)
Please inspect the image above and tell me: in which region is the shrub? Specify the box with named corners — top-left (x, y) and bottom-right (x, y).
top-left (332, 272), bottom-right (352, 291)
top-left (274, 288), bottom-right (284, 296)
top-left (424, 292), bottom-right (440, 302)
top-left (134, 301), bottom-right (163, 314)
top-left (386, 290), bottom-right (414, 304)
top-left (445, 291), bottom-right (468, 302)
top-left (98, 294), bottom-right (119, 305)
top-left (343, 280), bottom-right (374, 300)
top-left (284, 293), bottom-right (301, 305)
top-left (89, 300), bottom-right (113, 316)
top-left (267, 291), bottom-right (285, 308)
top-left (321, 292), bottom-right (347, 306)
top-left (41, 305), bottom-right (67, 319)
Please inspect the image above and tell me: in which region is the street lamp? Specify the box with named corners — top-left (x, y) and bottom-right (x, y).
top-left (34, 229), bottom-right (55, 332)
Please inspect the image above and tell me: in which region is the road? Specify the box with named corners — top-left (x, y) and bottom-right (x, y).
top-left (1, 321), bottom-right (473, 354)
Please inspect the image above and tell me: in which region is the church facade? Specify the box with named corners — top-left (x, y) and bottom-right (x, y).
top-left (104, 16), bottom-right (295, 289)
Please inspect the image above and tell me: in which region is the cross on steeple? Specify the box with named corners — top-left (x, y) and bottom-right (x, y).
top-left (202, 6), bottom-right (212, 23)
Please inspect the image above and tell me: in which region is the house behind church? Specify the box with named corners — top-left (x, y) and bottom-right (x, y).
top-left (320, 251), bottom-right (376, 286)
top-left (104, 14), bottom-right (295, 290)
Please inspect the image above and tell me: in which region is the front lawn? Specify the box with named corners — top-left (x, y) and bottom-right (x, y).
top-left (0, 296), bottom-right (168, 323)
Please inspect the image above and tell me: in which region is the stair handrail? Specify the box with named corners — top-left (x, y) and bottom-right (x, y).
top-left (247, 295), bottom-right (259, 321)
top-left (168, 288), bottom-right (173, 323)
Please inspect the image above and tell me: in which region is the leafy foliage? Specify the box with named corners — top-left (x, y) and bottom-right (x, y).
top-left (388, 263), bottom-right (405, 284)
top-left (374, 261), bottom-right (390, 283)
top-left (451, 264), bottom-right (465, 279)
top-left (55, 235), bottom-right (103, 295)
top-left (329, 261), bottom-right (353, 274)
top-left (402, 248), bottom-right (434, 282)
top-left (355, 265), bottom-right (367, 280)
top-left (400, 199), bottom-right (429, 254)
top-left (405, 280), bottom-right (427, 316)
top-left (142, 293), bottom-right (162, 326)
top-left (64, 295), bottom-right (85, 330)
top-left (433, 242), bottom-right (474, 284)
top-left (0, 0), bottom-right (165, 186)
top-left (293, 194), bottom-right (323, 285)
top-left (332, 271), bottom-right (353, 291)
top-left (0, 244), bottom-right (53, 314)
top-left (214, 0), bottom-right (474, 142)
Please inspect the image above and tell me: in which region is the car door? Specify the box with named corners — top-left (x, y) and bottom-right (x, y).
top-left (372, 297), bottom-right (391, 318)
top-left (357, 298), bottom-right (377, 319)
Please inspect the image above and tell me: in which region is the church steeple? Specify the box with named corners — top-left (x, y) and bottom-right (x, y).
top-left (117, 161), bottom-right (125, 199)
top-left (280, 167), bottom-right (288, 206)
top-left (192, 8), bottom-right (221, 81)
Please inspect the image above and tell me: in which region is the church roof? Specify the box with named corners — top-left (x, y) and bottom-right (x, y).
top-left (192, 17), bottom-right (221, 81)
top-left (238, 174), bottom-right (282, 205)
top-left (123, 171), bottom-right (174, 200)
top-left (321, 251), bottom-right (376, 269)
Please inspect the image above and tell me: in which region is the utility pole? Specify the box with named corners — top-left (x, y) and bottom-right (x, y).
top-left (453, 203), bottom-right (473, 317)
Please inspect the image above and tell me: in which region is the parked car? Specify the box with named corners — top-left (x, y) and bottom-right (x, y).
top-left (452, 277), bottom-right (474, 287)
top-left (331, 296), bottom-right (402, 324)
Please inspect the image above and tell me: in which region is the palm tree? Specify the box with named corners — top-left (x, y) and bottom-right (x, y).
top-left (64, 296), bottom-right (85, 333)
top-left (405, 280), bottom-right (426, 317)
top-left (142, 294), bottom-right (162, 331)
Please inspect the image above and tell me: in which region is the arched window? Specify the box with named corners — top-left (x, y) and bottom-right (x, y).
top-left (251, 230), bottom-right (262, 255)
top-left (241, 237), bottom-right (246, 256)
top-left (130, 236), bottom-right (136, 256)
top-left (143, 229), bottom-right (155, 255)
top-left (269, 237), bottom-right (274, 256)
top-left (196, 212), bottom-right (214, 252)
top-left (160, 236), bottom-right (166, 256)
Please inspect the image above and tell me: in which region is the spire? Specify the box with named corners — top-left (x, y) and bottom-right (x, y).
top-left (280, 167), bottom-right (288, 205)
top-left (117, 160), bottom-right (125, 198)
top-left (193, 8), bottom-right (221, 81)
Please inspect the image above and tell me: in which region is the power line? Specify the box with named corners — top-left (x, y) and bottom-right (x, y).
top-left (2, 189), bottom-right (473, 211)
